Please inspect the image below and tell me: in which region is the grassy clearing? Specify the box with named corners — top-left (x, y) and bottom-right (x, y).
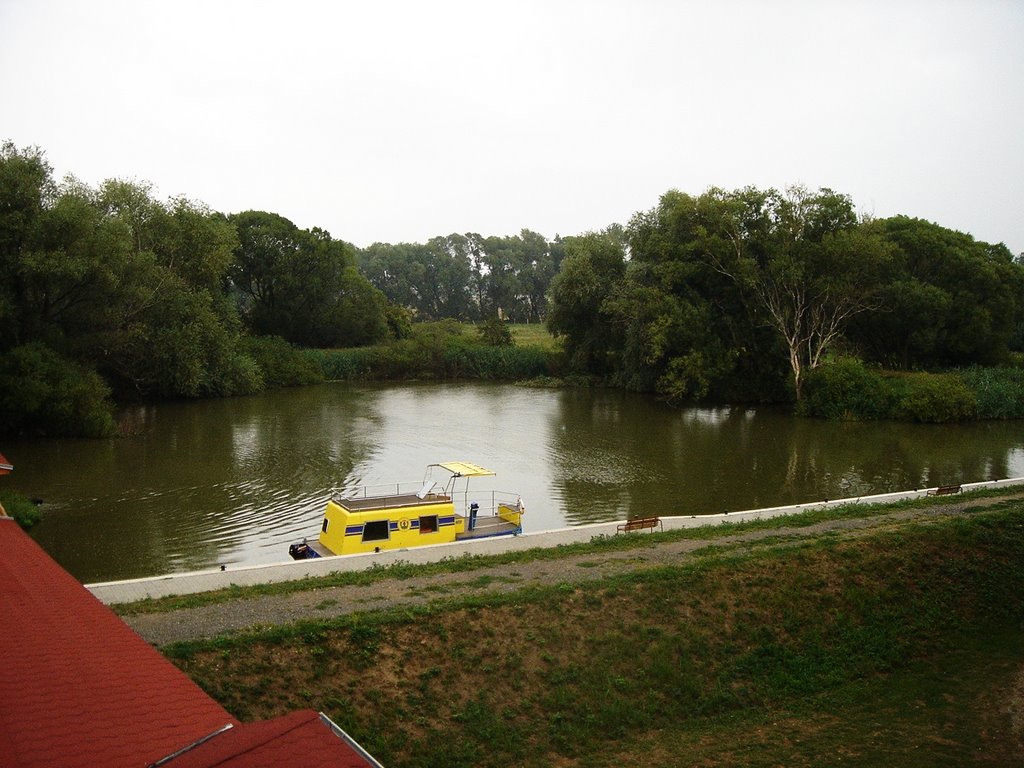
top-left (114, 487), bottom-right (1018, 616)
top-left (507, 322), bottom-right (560, 351)
top-left (167, 505), bottom-right (1024, 767)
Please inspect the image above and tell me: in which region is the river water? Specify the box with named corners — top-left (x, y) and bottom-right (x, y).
top-left (7, 381), bottom-right (1024, 583)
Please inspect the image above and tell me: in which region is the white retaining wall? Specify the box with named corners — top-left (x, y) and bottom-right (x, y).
top-left (86, 477), bottom-right (1024, 605)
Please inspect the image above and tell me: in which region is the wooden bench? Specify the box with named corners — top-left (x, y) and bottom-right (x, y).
top-left (927, 484), bottom-right (962, 496)
top-left (616, 516), bottom-right (663, 534)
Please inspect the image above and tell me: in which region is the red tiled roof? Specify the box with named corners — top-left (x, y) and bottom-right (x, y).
top-left (0, 519), bottom-right (379, 768)
top-left (168, 710), bottom-right (376, 768)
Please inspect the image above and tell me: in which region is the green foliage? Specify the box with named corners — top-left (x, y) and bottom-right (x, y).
top-left (477, 317), bottom-right (513, 347)
top-left (547, 230), bottom-right (626, 374)
top-left (800, 359), bottom-right (990, 423)
top-left (5, 142), bottom-right (1023, 427)
top-left (797, 357), bottom-right (895, 420)
top-left (958, 366), bottom-right (1024, 419)
top-left (0, 343), bottom-right (115, 437)
top-left (544, 187), bottom-right (1024, 408)
top-left (106, 278), bottom-right (263, 399)
top-left (313, 322), bottom-right (550, 382)
top-left (850, 216), bottom-right (1024, 368)
top-left (242, 335), bottom-right (324, 388)
top-left (887, 372), bottom-right (977, 423)
top-left (0, 489), bottom-right (40, 529)
top-left (310, 347), bottom-right (379, 381)
top-left (443, 338), bottom-right (548, 380)
top-left (231, 212), bottom-right (389, 348)
top-left (384, 304), bottom-right (413, 340)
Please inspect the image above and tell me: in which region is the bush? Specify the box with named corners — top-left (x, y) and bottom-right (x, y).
top-left (0, 489), bottom-right (40, 530)
top-left (242, 335), bottom-right (324, 388)
top-left (442, 338), bottom-right (548, 379)
top-left (960, 366), bottom-right (1024, 419)
top-left (0, 343), bottom-right (115, 437)
top-left (800, 358), bottom-right (983, 423)
top-left (887, 372), bottom-right (977, 423)
top-left (314, 322), bottom-right (552, 382)
top-left (478, 317), bottom-right (514, 347)
top-left (797, 358), bottom-right (894, 420)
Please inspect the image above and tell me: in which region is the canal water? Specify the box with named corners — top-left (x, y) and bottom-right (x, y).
top-left (7, 381), bottom-right (1024, 583)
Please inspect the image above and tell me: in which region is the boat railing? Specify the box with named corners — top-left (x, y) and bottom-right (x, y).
top-left (332, 484), bottom-right (525, 523)
top-left (474, 491), bottom-right (525, 524)
top-left (336, 480), bottom-right (437, 501)
top-left (331, 481), bottom-right (452, 512)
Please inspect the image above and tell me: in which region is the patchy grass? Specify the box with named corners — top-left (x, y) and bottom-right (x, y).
top-left (168, 506), bottom-right (1024, 767)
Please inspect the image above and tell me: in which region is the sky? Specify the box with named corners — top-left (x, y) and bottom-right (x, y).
top-left (2, 0), bottom-right (1022, 254)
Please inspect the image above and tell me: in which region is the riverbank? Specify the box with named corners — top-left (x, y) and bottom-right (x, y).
top-left (120, 488), bottom-right (1014, 646)
top-left (160, 490), bottom-right (1024, 767)
top-left (89, 478), bottom-right (1024, 606)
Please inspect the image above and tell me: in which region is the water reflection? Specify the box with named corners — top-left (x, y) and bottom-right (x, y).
top-left (6, 382), bottom-right (1023, 582)
top-left (549, 390), bottom-right (1024, 524)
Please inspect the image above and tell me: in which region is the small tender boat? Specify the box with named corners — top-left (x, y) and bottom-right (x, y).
top-left (289, 461), bottom-right (524, 559)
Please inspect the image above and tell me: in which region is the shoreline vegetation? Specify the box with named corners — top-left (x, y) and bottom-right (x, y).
top-left (151, 489), bottom-right (1024, 767)
top-left (3, 142), bottom-right (1024, 440)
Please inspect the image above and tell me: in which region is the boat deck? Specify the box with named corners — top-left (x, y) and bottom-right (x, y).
top-left (456, 516), bottom-right (520, 540)
top-left (334, 493), bottom-right (450, 512)
top-left (306, 540), bottom-right (334, 557)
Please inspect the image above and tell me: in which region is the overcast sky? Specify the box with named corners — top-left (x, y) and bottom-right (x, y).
top-left (2, 0), bottom-right (1022, 254)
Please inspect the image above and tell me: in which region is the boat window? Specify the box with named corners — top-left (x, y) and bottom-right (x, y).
top-left (362, 520), bottom-right (390, 542)
top-left (419, 515), bottom-right (438, 534)
top-left (322, 518), bottom-right (329, 533)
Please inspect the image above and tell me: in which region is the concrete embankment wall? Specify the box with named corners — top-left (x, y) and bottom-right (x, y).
top-left (86, 477), bottom-right (1024, 605)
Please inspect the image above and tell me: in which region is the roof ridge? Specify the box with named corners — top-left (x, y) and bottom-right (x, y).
top-left (147, 724), bottom-right (235, 768)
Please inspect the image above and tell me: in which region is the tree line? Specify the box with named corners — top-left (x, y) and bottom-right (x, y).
top-left (3, 142), bottom-right (1023, 437)
top-left (0, 143), bottom-right (399, 436)
top-left (359, 230), bottom-right (564, 323)
top-left (548, 186), bottom-right (1024, 406)
top-left (0, 143), bottom-right (569, 436)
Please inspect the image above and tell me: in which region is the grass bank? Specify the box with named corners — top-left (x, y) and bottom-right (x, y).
top-left (166, 500), bottom-right (1024, 767)
top-left (115, 489), bottom-right (1001, 616)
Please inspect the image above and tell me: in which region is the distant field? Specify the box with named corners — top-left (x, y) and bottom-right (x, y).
top-left (508, 322), bottom-right (559, 350)
top-left (457, 321), bottom-right (559, 350)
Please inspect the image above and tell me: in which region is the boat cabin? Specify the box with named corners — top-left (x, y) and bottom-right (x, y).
top-left (291, 461), bottom-right (524, 558)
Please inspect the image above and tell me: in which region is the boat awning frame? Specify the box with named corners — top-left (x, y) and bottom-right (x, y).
top-left (429, 461), bottom-right (496, 478)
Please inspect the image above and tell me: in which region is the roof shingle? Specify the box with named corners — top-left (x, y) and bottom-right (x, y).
top-left (0, 518), bottom-right (379, 768)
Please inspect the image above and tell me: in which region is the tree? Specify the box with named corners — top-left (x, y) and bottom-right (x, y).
top-left (622, 190), bottom-right (786, 401)
top-left (699, 186), bottom-right (892, 400)
top-left (0, 150), bottom-right (263, 406)
top-left (478, 316), bottom-right (513, 346)
top-left (547, 231), bottom-right (626, 372)
top-left (231, 212), bottom-right (389, 347)
top-left (850, 216), bottom-right (1024, 368)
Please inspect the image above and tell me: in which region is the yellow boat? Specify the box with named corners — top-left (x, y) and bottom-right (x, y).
top-left (288, 461), bottom-right (525, 559)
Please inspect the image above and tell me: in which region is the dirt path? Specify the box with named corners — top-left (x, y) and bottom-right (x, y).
top-left (125, 496), bottom-right (1011, 647)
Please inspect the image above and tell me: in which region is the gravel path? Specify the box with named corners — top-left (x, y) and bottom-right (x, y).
top-left (126, 497), bottom-right (1005, 647)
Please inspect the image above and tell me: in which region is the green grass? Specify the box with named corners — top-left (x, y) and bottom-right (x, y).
top-left (167, 505), bottom-right (1024, 767)
top-left (507, 322), bottom-right (560, 351)
top-left (0, 489), bottom-right (40, 529)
